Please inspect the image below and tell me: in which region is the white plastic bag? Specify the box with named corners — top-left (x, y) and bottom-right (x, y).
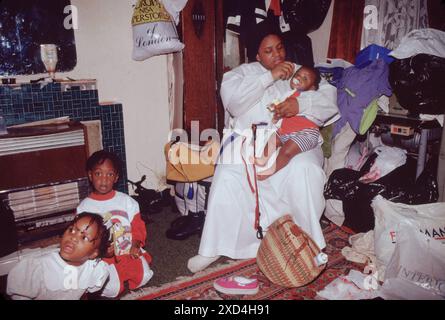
top-left (174, 178), bottom-right (211, 216)
top-left (159, 0), bottom-right (188, 25)
top-left (345, 133), bottom-right (383, 171)
top-left (132, 0), bottom-right (185, 61)
top-left (389, 28), bottom-right (445, 59)
top-left (359, 146), bottom-right (406, 183)
top-left (380, 224), bottom-right (445, 300)
top-left (315, 58), bottom-right (354, 69)
top-left (372, 195), bottom-right (445, 281)
top-left (345, 140), bottom-right (371, 171)
top-left (316, 270), bottom-right (380, 300)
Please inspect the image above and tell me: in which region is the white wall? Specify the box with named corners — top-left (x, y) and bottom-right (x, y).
top-left (308, 0), bottom-right (334, 64)
top-left (11, 0), bottom-right (335, 192)
top-left (15, 0), bottom-right (171, 191)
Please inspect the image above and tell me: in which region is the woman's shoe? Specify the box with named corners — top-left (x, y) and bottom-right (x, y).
top-left (213, 276), bottom-right (259, 295)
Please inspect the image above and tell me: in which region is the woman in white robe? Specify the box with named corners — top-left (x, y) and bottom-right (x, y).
top-left (187, 32), bottom-right (338, 273)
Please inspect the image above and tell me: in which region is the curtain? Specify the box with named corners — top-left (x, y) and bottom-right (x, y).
top-left (327, 0), bottom-right (365, 63)
top-left (427, 0), bottom-right (445, 31)
top-left (360, 0), bottom-right (429, 50)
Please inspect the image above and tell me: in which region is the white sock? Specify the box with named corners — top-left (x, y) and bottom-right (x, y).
top-left (187, 254), bottom-right (220, 273)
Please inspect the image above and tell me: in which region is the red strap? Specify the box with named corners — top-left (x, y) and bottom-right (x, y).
top-left (269, 0), bottom-right (281, 16)
top-left (241, 135), bottom-right (263, 239)
top-left (252, 160), bottom-right (261, 233)
top-left (241, 136), bottom-right (255, 194)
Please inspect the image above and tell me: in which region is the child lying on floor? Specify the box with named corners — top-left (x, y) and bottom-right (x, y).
top-left (7, 212), bottom-right (110, 300)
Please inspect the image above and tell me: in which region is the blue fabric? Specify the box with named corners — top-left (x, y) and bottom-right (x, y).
top-left (219, 132), bottom-right (239, 156)
top-left (333, 59), bottom-right (392, 137)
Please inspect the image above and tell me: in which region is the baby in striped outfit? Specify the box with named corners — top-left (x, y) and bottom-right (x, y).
top-left (255, 65), bottom-right (321, 180)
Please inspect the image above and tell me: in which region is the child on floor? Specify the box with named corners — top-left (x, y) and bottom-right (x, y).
top-left (255, 65), bottom-right (322, 180)
top-left (7, 212), bottom-right (110, 300)
top-left (77, 150), bottom-right (153, 298)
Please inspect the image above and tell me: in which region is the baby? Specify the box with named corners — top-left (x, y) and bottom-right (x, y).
top-left (255, 66), bottom-right (321, 179)
top-left (7, 212), bottom-right (110, 300)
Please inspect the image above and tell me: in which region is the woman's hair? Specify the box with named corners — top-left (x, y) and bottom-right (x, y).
top-left (73, 212), bottom-right (110, 258)
top-left (247, 20), bottom-right (282, 61)
top-left (85, 150), bottom-right (122, 179)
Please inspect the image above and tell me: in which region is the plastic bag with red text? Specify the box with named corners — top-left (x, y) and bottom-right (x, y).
top-left (132, 0), bottom-right (184, 61)
top-left (380, 223), bottom-right (445, 300)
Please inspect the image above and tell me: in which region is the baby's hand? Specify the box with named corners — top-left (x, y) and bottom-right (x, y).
top-left (105, 244), bottom-right (115, 258)
top-left (130, 240), bottom-right (143, 259)
top-left (267, 99), bottom-right (280, 113)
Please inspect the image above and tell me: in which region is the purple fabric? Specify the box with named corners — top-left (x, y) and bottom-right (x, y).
top-left (333, 59), bottom-right (392, 137)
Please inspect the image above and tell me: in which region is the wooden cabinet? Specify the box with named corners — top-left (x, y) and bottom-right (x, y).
top-left (181, 0), bottom-right (225, 137)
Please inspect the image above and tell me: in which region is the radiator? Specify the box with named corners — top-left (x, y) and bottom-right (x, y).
top-left (0, 122), bottom-right (90, 255)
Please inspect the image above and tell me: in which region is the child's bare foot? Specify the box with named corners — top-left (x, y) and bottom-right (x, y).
top-left (257, 168), bottom-right (275, 180)
top-left (257, 173), bottom-right (272, 180)
top-left (254, 157), bottom-right (268, 167)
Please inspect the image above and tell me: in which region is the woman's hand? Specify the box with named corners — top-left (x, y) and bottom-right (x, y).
top-left (129, 240), bottom-right (143, 259)
top-left (271, 62), bottom-right (295, 81)
top-left (273, 96), bottom-right (300, 121)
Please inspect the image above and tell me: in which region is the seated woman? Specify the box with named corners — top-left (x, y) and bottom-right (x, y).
top-left (187, 26), bottom-right (339, 273)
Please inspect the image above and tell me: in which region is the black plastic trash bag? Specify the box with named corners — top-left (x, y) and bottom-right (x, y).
top-left (385, 158), bottom-right (439, 205)
top-left (389, 54), bottom-right (445, 116)
top-left (324, 156), bottom-right (439, 233)
top-left (282, 0), bottom-right (332, 35)
top-left (324, 153), bottom-right (378, 201)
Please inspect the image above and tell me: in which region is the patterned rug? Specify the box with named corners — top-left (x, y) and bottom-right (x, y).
top-left (122, 221), bottom-right (364, 300)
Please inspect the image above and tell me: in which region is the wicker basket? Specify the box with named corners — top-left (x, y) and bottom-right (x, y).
top-left (257, 215), bottom-right (326, 287)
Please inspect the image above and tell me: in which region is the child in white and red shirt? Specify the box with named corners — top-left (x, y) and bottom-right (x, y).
top-left (7, 213), bottom-right (110, 300)
top-left (77, 150), bottom-right (153, 298)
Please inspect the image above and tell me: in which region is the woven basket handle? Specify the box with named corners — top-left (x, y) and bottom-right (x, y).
top-left (289, 222), bottom-right (320, 258)
top-left (275, 219), bottom-right (305, 253)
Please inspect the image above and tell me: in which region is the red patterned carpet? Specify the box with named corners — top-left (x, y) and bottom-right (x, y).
top-left (123, 221), bottom-right (364, 300)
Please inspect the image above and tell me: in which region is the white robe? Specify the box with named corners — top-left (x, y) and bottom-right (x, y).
top-left (7, 251), bottom-right (109, 300)
top-left (198, 62), bottom-right (339, 259)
